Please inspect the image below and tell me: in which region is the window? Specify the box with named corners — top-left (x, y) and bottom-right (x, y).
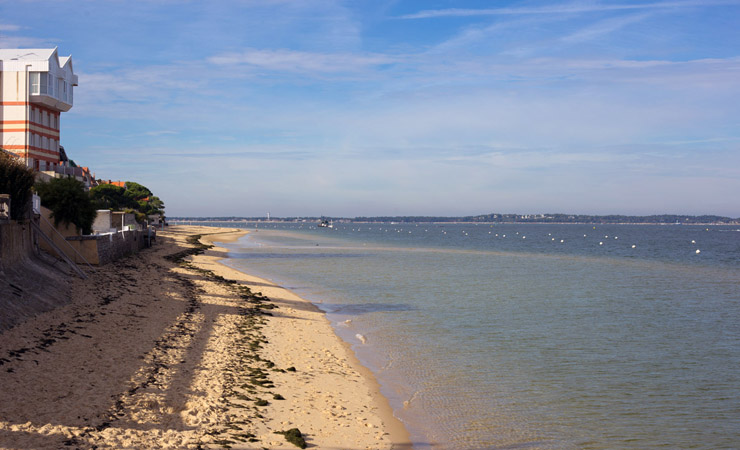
top-left (39, 73), bottom-right (48, 94)
top-left (29, 72), bottom-right (40, 94)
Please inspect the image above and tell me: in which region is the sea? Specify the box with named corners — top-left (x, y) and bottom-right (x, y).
top-left (178, 221), bottom-right (740, 450)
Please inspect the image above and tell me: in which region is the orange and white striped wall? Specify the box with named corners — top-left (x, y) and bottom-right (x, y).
top-left (0, 48), bottom-right (77, 171)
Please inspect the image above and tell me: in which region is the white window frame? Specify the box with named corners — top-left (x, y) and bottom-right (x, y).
top-left (29, 72), bottom-right (40, 95)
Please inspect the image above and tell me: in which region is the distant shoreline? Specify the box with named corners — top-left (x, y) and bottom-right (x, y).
top-left (170, 218), bottom-right (740, 226)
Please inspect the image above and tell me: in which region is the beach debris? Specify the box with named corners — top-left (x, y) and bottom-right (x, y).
top-left (356, 334), bottom-right (367, 344)
top-left (274, 428), bottom-right (307, 449)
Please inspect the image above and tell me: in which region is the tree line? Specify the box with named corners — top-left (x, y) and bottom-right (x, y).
top-left (1, 151), bottom-right (164, 234)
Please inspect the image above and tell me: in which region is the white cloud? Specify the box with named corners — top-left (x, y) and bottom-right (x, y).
top-left (400, 0), bottom-right (740, 19)
top-left (145, 130), bottom-right (178, 136)
top-left (208, 48), bottom-right (396, 73)
top-left (0, 35), bottom-right (50, 48)
top-left (560, 12), bottom-right (652, 43)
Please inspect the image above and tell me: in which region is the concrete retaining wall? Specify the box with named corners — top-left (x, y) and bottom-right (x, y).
top-left (0, 221), bottom-right (34, 269)
top-left (66, 229), bottom-right (149, 266)
top-left (0, 220), bottom-right (72, 331)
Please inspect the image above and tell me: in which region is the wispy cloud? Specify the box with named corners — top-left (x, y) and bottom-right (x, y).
top-left (0, 35), bottom-right (52, 48)
top-left (145, 130), bottom-right (178, 137)
top-left (560, 12), bottom-right (652, 43)
top-left (148, 149), bottom-right (313, 160)
top-left (0, 22), bottom-right (51, 47)
top-left (208, 48), bottom-right (396, 73)
top-left (400, 0), bottom-right (740, 19)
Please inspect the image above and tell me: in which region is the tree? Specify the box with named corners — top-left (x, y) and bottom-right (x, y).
top-left (139, 195), bottom-right (165, 216)
top-left (0, 151), bottom-right (35, 220)
top-left (35, 177), bottom-right (97, 234)
top-left (90, 184), bottom-right (138, 210)
top-left (124, 181), bottom-right (153, 201)
top-left (124, 181), bottom-right (165, 219)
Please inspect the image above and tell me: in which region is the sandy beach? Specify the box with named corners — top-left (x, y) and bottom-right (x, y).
top-left (0, 225), bottom-right (410, 449)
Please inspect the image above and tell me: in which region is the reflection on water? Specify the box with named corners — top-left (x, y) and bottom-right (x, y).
top-left (229, 252), bottom-right (368, 259)
top-left (204, 222), bottom-right (740, 450)
top-left (318, 303), bottom-right (416, 315)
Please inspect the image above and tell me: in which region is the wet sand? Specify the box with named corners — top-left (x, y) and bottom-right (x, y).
top-left (0, 225), bottom-right (411, 449)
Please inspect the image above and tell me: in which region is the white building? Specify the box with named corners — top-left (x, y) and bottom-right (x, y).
top-left (0, 48), bottom-right (77, 171)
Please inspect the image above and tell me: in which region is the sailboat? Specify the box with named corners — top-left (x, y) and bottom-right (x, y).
top-left (318, 219), bottom-right (334, 228)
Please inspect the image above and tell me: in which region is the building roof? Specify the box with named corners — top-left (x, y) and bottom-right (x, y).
top-left (0, 47), bottom-right (77, 85)
top-left (99, 180), bottom-right (127, 188)
top-left (0, 48), bottom-right (57, 61)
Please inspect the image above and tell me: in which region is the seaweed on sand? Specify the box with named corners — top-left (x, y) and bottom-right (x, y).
top-left (274, 428), bottom-right (307, 449)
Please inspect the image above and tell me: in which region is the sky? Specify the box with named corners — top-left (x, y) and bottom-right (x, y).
top-left (1, 0), bottom-right (739, 218)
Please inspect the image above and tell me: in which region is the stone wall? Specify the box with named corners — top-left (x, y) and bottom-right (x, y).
top-left (66, 229), bottom-right (150, 266)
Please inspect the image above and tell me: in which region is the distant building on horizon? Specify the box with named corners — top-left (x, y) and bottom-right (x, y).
top-left (0, 47), bottom-right (78, 172)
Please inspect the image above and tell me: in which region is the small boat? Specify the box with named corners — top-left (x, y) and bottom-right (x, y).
top-left (318, 220), bottom-right (334, 228)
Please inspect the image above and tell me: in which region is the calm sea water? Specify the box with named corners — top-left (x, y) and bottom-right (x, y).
top-left (183, 222), bottom-right (740, 449)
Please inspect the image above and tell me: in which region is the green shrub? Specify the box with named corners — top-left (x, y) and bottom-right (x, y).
top-left (0, 151), bottom-right (35, 220)
top-left (35, 177), bottom-right (97, 234)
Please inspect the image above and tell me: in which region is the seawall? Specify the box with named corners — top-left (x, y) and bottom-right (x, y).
top-left (0, 221), bottom-right (72, 331)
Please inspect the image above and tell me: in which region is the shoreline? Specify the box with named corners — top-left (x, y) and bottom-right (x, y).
top-left (0, 225), bottom-right (411, 449)
top-left (196, 227), bottom-right (413, 449)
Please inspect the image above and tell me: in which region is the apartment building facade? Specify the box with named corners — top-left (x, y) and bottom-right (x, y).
top-left (0, 48), bottom-right (78, 171)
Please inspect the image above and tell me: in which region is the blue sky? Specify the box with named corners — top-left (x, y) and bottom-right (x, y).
top-left (2, 0), bottom-right (739, 217)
